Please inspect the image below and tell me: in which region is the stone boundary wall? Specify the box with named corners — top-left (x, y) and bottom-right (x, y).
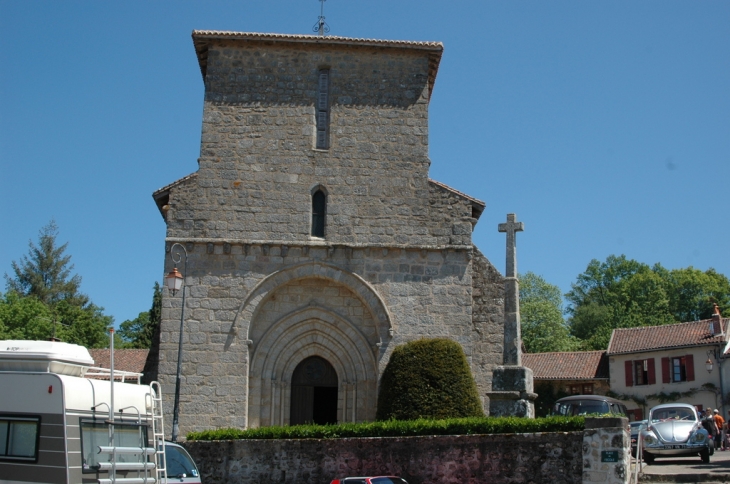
top-left (184, 432), bottom-right (584, 484)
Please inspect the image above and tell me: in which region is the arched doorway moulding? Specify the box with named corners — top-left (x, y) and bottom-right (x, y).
top-left (247, 307), bottom-right (378, 427)
top-left (232, 261), bottom-right (393, 345)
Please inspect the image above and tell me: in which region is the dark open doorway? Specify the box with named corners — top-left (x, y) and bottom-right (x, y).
top-left (290, 356), bottom-right (338, 425)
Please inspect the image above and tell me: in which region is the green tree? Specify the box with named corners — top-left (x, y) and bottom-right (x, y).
top-left (566, 255), bottom-right (729, 350)
top-left (3, 221), bottom-right (111, 348)
top-left (376, 338), bottom-right (484, 421)
top-left (118, 282), bottom-right (162, 349)
top-left (5, 220), bottom-right (87, 306)
top-left (519, 272), bottom-right (579, 353)
top-left (654, 265), bottom-right (730, 322)
top-left (0, 291), bottom-right (55, 340)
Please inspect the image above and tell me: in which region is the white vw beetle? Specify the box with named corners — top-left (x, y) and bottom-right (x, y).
top-left (641, 403), bottom-right (711, 464)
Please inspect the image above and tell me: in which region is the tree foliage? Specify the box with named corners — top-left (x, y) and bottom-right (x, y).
top-left (376, 338), bottom-right (484, 421)
top-left (567, 255), bottom-right (730, 350)
top-left (5, 221), bottom-right (87, 306)
top-left (1, 221), bottom-right (111, 348)
top-left (519, 272), bottom-right (579, 353)
top-left (118, 282), bottom-right (162, 349)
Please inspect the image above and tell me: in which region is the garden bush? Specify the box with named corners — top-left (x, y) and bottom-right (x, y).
top-left (376, 338), bottom-right (484, 421)
top-left (186, 415), bottom-right (584, 441)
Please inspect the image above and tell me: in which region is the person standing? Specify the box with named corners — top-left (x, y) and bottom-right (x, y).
top-left (713, 409), bottom-right (725, 450)
top-left (703, 409), bottom-right (718, 451)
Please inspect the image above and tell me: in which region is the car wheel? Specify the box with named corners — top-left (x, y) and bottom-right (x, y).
top-left (701, 449), bottom-right (710, 464)
top-left (643, 451), bottom-right (655, 465)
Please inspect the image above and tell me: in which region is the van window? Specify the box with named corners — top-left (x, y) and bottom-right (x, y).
top-left (0, 416), bottom-right (40, 461)
top-left (80, 421), bottom-right (149, 472)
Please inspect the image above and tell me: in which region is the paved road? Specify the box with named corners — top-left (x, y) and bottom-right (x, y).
top-left (633, 447), bottom-right (730, 482)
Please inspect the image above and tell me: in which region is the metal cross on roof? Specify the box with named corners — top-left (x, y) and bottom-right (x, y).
top-left (312, 0), bottom-right (330, 36)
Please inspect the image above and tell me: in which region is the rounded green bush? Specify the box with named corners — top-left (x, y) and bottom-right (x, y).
top-left (376, 338), bottom-right (485, 420)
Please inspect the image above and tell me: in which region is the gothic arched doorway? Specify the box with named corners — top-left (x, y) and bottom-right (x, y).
top-left (290, 356), bottom-right (338, 425)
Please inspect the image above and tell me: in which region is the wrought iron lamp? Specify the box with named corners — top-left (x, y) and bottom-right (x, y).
top-left (165, 243), bottom-right (188, 442)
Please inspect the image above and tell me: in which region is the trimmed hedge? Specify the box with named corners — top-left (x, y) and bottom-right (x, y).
top-left (186, 416), bottom-right (584, 441)
top-left (376, 338), bottom-right (484, 420)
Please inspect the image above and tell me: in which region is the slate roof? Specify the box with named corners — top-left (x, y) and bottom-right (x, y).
top-left (89, 348), bottom-right (149, 374)
top-left (606, 318), bottom-right (728, 356)
top-left (522, 351), bottom-right (609, 380)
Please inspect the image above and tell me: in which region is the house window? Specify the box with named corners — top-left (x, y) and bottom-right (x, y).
top-left (661, 355), bottom-right (695, 383)
top-left (582, 384), bottom-right (594, 395)
top-left (569, 385), bottom-right (581, 395)
top-left (635, 360), bottom-right (649, 386)
top-left (0, 416), bottom-right (40, 461)
top-left (311, 189), bottom-right (326, 238)
top-left (672, 357), bottom-right (688, 382)
top-left (315, 69), bottom-right (330, 149)
top-left (624, 358), bottom-right (656, 387)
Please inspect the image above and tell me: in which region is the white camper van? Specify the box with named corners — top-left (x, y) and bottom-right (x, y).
top-left (0, 340), bottom-right (167, 484)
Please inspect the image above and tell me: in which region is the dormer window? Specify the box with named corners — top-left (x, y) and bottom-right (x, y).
top-left (316, 69), bottom-right (330, 149)
top-left (311, 189), bottom-right (326, 237)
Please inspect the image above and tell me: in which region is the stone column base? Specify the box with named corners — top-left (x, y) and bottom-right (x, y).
top-left (487, 365), bottom-right (536, 418)
top-left (487, 390), bottom-right (537, 417)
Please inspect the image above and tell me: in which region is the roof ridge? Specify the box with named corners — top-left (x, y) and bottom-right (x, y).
top-left (524, 350), bottom-right (604, 356)
top-left (612, 317), bottom-right (718, 333)
top-left (192, 30), bottom-right (444, 49)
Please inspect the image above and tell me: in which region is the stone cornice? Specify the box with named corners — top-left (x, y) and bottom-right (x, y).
top-left (164, 237), bottom-right (474, 252)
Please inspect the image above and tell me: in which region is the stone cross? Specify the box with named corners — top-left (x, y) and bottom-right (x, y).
top-left (498, 213), bottom-right (524, 278)
top-left (498, 213), bottom-right (524, 366)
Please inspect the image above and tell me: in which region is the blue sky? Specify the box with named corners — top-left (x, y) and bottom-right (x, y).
top-left (1, 1), bottom-right (728, 325)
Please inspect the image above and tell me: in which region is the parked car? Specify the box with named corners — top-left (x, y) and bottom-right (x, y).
top-left (552, 395), bottom-right (629, 417)
top-left (630, 420), bottom-right (647, 457)
top-left (641, 403), bottom-right (711, 464)
top-left (165, 442), bottom-right (202, 483)
top-left (330, 478), bottom-right (409, 484)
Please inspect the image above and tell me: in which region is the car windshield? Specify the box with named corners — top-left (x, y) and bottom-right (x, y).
top-left (650, 407), bottom-right (695, 422)
top-left (371, 479), bottom-right (408, 484)
top-left (166, 444), bottom-right (199, 478)
top-left (555, 401), bottom-right (609, 416)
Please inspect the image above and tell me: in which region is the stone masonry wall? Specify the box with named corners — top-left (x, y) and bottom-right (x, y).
top-left (471, 248), bottom-right (506, 401)
top-left (163, 39), bottom-right (475, 247)
top-left (184, 432), bottom-right (584, 484)
top-left (157, 239), bottom-right (502, 434)
top-left (155, 35), bottom-right (506, 436)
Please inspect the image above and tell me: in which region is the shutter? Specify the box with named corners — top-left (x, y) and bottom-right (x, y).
top-left (625, 360), bottom-right (633, 387)
top-left (686, 354), bottom-right (695, 382)
top-left (662, 357), bottom-right (671, 383)
top-left (647, 358), bottom-right (656, 385)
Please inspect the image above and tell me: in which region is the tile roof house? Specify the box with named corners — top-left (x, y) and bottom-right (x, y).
top-left (522, 351), bottom-right (610, 416)
top-left (606, 307), bottom-right (730, 420)
top-left (88, 348), bottom-right (150, 380)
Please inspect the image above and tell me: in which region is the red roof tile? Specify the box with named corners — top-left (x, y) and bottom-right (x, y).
top-left (89, 349), bottom-right (149, 374)
top-left (606, 318), bottom-right (728, 355)
top-left (522, 351), bottom-right (609, 380)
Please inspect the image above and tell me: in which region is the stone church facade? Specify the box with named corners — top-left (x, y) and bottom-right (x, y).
top-left (153, 31), bottom-right (505, 434)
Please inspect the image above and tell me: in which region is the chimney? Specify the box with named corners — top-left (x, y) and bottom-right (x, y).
top-left (712, 303), bottom-right (722, 335)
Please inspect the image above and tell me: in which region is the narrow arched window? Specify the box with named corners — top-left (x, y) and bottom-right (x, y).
top-left (311, 190), bottom-right (326, 237)
top-left (316, 69), bottom-right (330, 149)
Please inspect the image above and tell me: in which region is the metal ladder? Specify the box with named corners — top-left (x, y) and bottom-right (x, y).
top-left (149, 381), bottom-right (168, 484)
